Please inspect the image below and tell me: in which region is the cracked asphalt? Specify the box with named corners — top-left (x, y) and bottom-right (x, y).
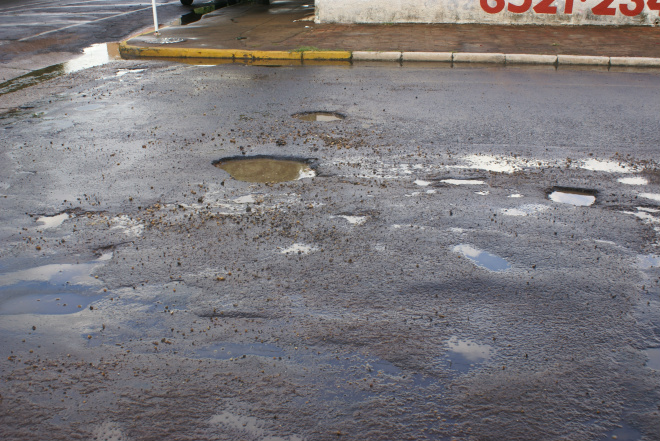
top-left (1, 59), bottom-right (660, 441)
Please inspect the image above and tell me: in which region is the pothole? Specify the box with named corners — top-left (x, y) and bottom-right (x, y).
top-left (452, 244), bottom-right (511, 272)
top-left (548, 187), bottom-right (597, 206)
top-left (293, 111), bottom-right (345, 122)
top-left (36, 212), bottom-right (73, 229)
top-left (213, 156), bottom-right (316, 183)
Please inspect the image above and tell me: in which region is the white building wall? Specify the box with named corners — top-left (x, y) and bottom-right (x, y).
top-left (315, 0), bottom-right (660, 26)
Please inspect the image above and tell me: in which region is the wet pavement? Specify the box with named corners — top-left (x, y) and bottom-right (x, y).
top-left (1, 56), bottom-right (660, 441)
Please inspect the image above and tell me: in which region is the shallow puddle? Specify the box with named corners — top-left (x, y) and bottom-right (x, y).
top-left (580, 158), bottom-right (633, 174)
top-left (548, 187), bottom-right (596, 206)
top-left (280, 243), bottom-right (316, 255)
top-left (293, 111), bottom-right (344, 122)
top-left (214, 156), bottom-right (315, 183)
top-left (0, 254), bottom-right (110, 315)
top-left (197, 342), bottom-right (284, 360)
top-left (441, 179), bottom-right (486, 186)
top-left (75, 104), bottom-right (104, 112)
top-left (36, 213), bottom-right (72, 229)
top-left (601, 422), bottom-right (642, 441)
top-left (334, 215), bottom-right (367, 226)
top-left (0, 43), bottom-right (119, 96)
top-left (500, 204), bottom-right (549, 217)
top-left (445, 337), bottom-right (493, 373)
top-left (453, 244), bottom-right (511, 272)
top-left (639, 193), bottom-right (660, 203)
top-left (618, 177), bottom-right (648, 186)
top-left (644, 348), bottom-right (660, 370)
top-left (638, 254), bottom-right (660, 270)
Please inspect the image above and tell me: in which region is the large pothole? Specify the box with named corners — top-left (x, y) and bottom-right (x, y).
top-left (213, 156), bottom-right (316, 183)
top-left (548, 187), bottom-right (597, 206)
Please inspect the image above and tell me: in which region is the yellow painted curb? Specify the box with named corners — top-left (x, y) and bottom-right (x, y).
top-left (119, 42), bottom-right (308, 61)
top-left (119, 43), bottom-right (238, 59)
top-left (302, 51), bottom-right (352, 61)
top-left (248, 50), bottom-right (302, 60)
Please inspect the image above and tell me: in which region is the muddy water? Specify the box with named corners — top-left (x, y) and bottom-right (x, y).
top-left (214, 157), bottom-right (315, 183)
top-left (293, 112), bottom-right (344, 122)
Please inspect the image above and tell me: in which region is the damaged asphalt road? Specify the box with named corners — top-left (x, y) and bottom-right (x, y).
top-left (1, 60), bottom-right (659, 440)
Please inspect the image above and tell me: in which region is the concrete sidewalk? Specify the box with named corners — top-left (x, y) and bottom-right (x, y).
top-left (121, 0), bottom-right (660, 65)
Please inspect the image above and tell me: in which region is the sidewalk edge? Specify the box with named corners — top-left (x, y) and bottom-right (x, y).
top-left (119, 42), bottom-right (660, 67)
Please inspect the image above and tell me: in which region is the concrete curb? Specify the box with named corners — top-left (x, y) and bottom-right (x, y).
top-left (119, 41), bottom-right (660, 67)
top-left (353, 51), bottom-right (401, 62)
top-left (453, 52), bottom-right (505, 64)
top-left (610, 56), bottom-right (660, 67)
top-left (402, 52), bottom-right (452, 62)
top-left (557, 55), bottom-right (610, 66)
top-left (505, 54), bottom-right (557, 65)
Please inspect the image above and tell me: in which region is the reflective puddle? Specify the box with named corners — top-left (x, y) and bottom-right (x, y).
top-left (0, 43), bottom-right (120, 96)
top-left (293, 111), bottom-right (345, 122)
top-left (75, 104), bottom-right (104, 112)
top-left (639, 193), bottom-right (660, 203)
top-left (36, 213), bottom-right (73, 229)
top-left (638, 254), bottom-right (660, 270)
top-left (452, 244), bottom-right (511, 272)
top-left (644, 347), bottom-right (660, 370)
top-left (214, 156), bottom-right (316, 183)
top-left (280, 243), bottom-right (317, 255)
top-left (618, 177), bottom-right (648, 186)
top-left (0, 254), bottom-right (111, 315)
top-left (441, 179), bottom-right (486, 186)
top-left (196, 342), bottom-right (285, 360)
top-left (600, 422), bottom-right (642, 441)
top-left (445, 337), bottom-right (494, 373)
top-left (548, 187), bottom-right (596, 206)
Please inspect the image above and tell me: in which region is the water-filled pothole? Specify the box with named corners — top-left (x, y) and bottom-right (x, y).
top-left (36, 213), bottom-right (73, 229)
top-left (293, 111), bottom-right (345, 122)
top-left (548, 187), bottom-right (597, 206)
top-left (213, 156), bottom-right (316, 183)
top-left (453, 244), bottom-right (511, 272)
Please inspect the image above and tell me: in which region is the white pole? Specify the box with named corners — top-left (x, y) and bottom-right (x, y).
top-left (151, 0), bottom-right (160, 35)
